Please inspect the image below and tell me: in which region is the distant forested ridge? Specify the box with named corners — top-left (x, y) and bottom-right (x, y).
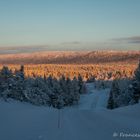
top-left (0, 51), bottom-right (139, 64)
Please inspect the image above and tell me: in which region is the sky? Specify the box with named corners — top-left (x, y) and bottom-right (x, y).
top-left (0, 0), bottom-right (140, 52)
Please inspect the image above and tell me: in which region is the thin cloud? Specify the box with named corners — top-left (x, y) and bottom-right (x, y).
top-left (112, 36), bottom-right (140, 44)
top-left (0, 45), bottom-right (49, 54)
top-left (61, 41), bottom-right (81, 45)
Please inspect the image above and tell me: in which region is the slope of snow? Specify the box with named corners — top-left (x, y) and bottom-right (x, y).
top-left (0, 83), bottom-right (140, 140)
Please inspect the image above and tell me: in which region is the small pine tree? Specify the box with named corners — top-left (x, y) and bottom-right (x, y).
top-left (47, 75), bottom-right (54, 89)
top-left (107, 91), bottom-right (114, 109)
top-left (78, 74), bottom-right (85, 94)
top-left (107, 80), bottom-right (120, 109)
top-left (12, 65), bottom-right (26, 101)
top-left (64, 77), bottom-right (73, 105)
top-left (0, 66), bottom-right (13, 80)
top-left (0, 66), bottom-right (14, 100)
top-left (72, 77), bottom-right (80, 104)
top-left (59, 75), bottom-right (67, 93)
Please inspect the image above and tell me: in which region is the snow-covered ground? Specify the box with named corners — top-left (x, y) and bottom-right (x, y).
top-left (78, 83), bottom-right (110, 110)
top-left (0, 83), bottom-right (140, 140)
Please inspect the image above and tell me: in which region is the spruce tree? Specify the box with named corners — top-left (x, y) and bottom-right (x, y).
top-left (12, 65), bottom-right (26, 101)
top-left (72, 77), bottom-right (80, 104)
top-left (0, 66), bottom-right (14, 100)
top-left (107, 91), bottom-right (114, 109)
top-left (107, 80), bottom-right (120, 109)
top-left (78, 74), bottom-right (85, 94)
top-left (132, 61), bottom-right (140, 103)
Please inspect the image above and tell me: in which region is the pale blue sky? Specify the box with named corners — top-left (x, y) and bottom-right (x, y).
top-left (0, 0), bottom-right (140, 51)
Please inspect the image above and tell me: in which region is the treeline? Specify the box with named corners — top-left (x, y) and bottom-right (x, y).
top-left (0, 66), bottom-right (86, 109)
top-left (0, 64), bottom-right (136, 81)
top-left (107, 61), bottom-right (140, 109)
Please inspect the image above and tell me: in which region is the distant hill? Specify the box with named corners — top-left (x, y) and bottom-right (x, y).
top-left (0, 51), bottom-right (140, 65)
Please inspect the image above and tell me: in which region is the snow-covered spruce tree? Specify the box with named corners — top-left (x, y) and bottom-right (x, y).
top-left (0, 66), bottom-right (14, 100)
top-left (55, 95), bottom-right (64, 109)
top-left (118, 84), bottom-right (133, 106)
top-left (59, 75), bottom-right (68, 106)
top-left (65, 77), bottom-right (80, 105)
top-left (115, 79), bottom-right (133, 107)
top-left (78, 74), bottom-right (85, 94)
top-left (107, 80), bottom-right (120, 109)
top-left (72, 76), bottom-right (80, 104)
top-left (59, 76), bottom-right (80, 106)
top-left (107, 91), bottom-right (114, 109)
top-left (132, 61), bottom-right (140, 103)
top-left (41, 76), bottom-right (64, 108)
top-left (61, 77), bottom-right (73, 106)
top-left (11, 65), bottom-right (26, 101)
top-left (46, 75), bottom-right (54, 89)
top-left (59, 75), bottom-right (67, 93)
top-left (24, 77), bottom-right (50, 106)
top-left (0, 66), bottom-right (13, 79)
top-left (49, 77), bottom-right (64, 108)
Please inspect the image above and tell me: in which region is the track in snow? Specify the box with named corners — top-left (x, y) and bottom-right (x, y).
top-left (78, 83), bottom-right (110, 110)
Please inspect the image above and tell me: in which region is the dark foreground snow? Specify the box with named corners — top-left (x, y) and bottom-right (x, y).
top-left (0, 84), bottom-right (140, 140)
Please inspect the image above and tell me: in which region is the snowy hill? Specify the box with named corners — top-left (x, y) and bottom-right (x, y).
top-left (0, 51), bottom-right (139, 64)
top-left (0, 84), bottom-right (140, 140)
